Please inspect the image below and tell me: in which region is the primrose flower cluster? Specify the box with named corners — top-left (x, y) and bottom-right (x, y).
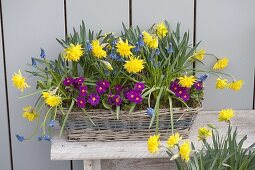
top-left (62, 76), bottom-right (145, 109)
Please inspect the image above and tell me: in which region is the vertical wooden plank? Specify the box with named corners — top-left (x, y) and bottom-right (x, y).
top-left (66, 0), bottom-right (129, 33)
top-left (0, 5), bottom-right (12, 169)
top-left (66, 1), bottom-right (129, 169)
top-left (197, 0), bottom-right (255, 110)
top-left (132, 0), bottom-right (194, 40)
top-left (2, 0), bottom-right (71, 170)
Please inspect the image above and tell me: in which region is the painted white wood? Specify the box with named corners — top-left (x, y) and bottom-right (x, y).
top-left (0, 14), bottom-right (12, 170)
top-left (1, 0), bottom-right (70, 170)
top-left (83, 160), bottom-right (93, 170)
top-left (51, 110), bottom-right (255, 161)
top-left (83, 160), bottom-right (101, 170)
top-left (101, 159), bottom-right (175, 170)
top-left (66, 0), bottom-right (129, 34)
top-left (132, 0), bottom-right (194, 40)
top-left (197, 0), bottom-right (255, 110)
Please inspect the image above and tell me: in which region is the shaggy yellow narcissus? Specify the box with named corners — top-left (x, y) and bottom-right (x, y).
top-left (12, 70), bottom-right (30, 92)
top-left (147, 134), bottom-right (160, 154)
top-left (91, 40), bottom-right (107, 59)
top-left (213, 57), bottom-right (229, 70)
top-left (42, 92), bottom-right (50, 99)
top-left (42, 92), bottom-right (62, 107)
top-left (179, 75), bottom-right (197, 88)
top-left (155, 22), bottom-right (168, 38)
top-left (228, 80), bottom-right (243, 91)
top-left (22, 106), bottom-right (38, 122)
top-left (116, 38), bottom-right (135, 58)
top-left (197, 127), bottom-right (212, 141)
top-left (64, 43), bottom-right (84, 61)
top-left (142, 31), bottom-right (158, 49)
top-left (167, 132), bottom-right (182, 148)
top-left (218, 108), bottom-right (235, 122)
top-left (124, 57), bottom-right (145, 73)
top-left (193, 49), bottom-right (206, 61)
top-left (179, 141), bottom-right (191, 162)
top-left (216, 78), bottom-right (228, 89)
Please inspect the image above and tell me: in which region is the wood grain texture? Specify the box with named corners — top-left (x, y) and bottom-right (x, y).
top-left (196, 0), bottom-right (255, 110)
top-left (0, 12), bottom-right (12, 170)
top-left (101, 159), bottom-right (176, 170)
top-left (51, 110), bottom-right (255, 161)
top-left (1, 0), bottom-right (70, 170)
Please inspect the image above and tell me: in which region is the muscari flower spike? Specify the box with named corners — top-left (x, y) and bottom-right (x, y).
top-left (111, 38), bottom-right (117, 46)
top-left (134, 42), bottom-right (140, 52)
top-left (138, 34), bottom-right (144, 47)
top-left (43, 135), bottom-right (51, 141)
top-left (155, 48), bottom-right (160, 55)
top-left (40, 48), bottom-right (46, 58)
top-left (167, 43), bottom-right (173, 53)
top-left (86, 40), bottom-right (92, 51)
top-left (31, 57), bottom-right (36, 66)
top-left (110, 51), bottom-right (123, 62)
top-left (198, 74), bottom-right (208, 82)
top-left (146, 107), bottom-right (155, 117)
top-left (49, 120), bottom-right (55, 127)
top-left (38, 136), bottom-right (43, 141)
top-left (16, 134), bottom-right (25, 142)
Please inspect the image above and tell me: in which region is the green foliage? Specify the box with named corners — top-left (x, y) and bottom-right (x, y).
top-left (171, 125), bottom-right (255, 170)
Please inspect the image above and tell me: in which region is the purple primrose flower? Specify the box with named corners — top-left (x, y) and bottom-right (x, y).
top-left (134, 82), bottom-right (145, 92)
top-left (76, 96), bottom-right (86, 108)
top-left (88, 93), bottom-right (100, 106)
top-left (112, 94), bottom-right (122, 106)
top-left (79, 85), bottom-right (88, 97)
top-left (63, 77), bottom-right (74, 86)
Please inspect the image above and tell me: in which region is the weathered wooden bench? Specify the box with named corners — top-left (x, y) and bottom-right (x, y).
top-left (51, 110), bottom-right (255, 170)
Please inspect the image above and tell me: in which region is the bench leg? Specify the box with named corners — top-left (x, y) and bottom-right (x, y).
top-left (83, 160), bottom-right (101, 170)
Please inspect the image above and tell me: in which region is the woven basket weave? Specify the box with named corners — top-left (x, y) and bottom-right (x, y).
top-left (62, 107), bottom-right (201, 142)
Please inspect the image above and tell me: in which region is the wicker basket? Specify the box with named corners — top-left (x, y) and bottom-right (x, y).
top-left (61, 107), bottom-right (201, 142)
